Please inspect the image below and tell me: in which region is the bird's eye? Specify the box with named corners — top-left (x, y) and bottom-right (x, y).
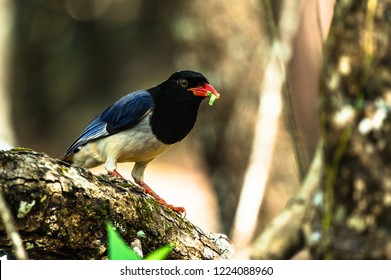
top-left (178, 78), bottom-right (189, 88)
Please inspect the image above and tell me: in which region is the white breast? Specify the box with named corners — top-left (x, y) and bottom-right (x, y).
top-left (71, 115), bottom-right (172, 171)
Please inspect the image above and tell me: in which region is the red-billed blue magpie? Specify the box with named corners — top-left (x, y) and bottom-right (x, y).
top-left (63, 70), bottom-right (220, 216)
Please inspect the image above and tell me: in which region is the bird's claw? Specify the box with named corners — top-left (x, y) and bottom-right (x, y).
top-left (167, 205), bottom-right (187, 218)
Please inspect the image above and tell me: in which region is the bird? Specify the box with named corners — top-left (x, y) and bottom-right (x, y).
top-left (63, 70), bottom-right (220, 216)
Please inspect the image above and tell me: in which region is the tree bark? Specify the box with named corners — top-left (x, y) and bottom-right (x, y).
top-left (305, 0), bottom-right (391, 259)
top-left (0, 149), bottom-right (234, 260)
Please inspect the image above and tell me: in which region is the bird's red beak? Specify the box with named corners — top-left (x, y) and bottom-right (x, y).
top-left (189, 83), bottom-right (220, 106)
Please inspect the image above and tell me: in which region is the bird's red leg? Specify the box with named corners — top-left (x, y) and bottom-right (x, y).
top-left (109, 168), bottom-right (186, 216)
top-left (108, 170), bottom-right (125, 178)
top-left (138, 181), bottom-right (186, 217)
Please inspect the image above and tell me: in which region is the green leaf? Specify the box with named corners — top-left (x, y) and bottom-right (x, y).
top-left (107, 222), bottom-right (142, 260)
top-left (144, 243), bottom-right (174, 260)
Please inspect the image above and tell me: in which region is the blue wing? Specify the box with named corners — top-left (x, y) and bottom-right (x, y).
top-left (63, 90), bottom-right (154, 159)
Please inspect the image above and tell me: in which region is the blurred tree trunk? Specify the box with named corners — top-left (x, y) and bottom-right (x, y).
top-left (306, 0), bottom-right (391, 259)
top-left (0, 0), bottom-right (15, 148)
top-left (251, 0), bottom-right (391, 259)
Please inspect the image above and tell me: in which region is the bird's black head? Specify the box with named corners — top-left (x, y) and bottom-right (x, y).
top-left (149, 70), bottom-right (220, 144)
top-left (150, 70), bottom-right (220, 104)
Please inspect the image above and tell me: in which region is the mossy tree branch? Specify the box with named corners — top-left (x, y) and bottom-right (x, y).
top-left (0, 149), bottom-right (234, 260)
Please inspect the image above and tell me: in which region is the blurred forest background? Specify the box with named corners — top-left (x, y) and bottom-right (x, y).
top-left (0, 0), bottom-right (336, 258)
